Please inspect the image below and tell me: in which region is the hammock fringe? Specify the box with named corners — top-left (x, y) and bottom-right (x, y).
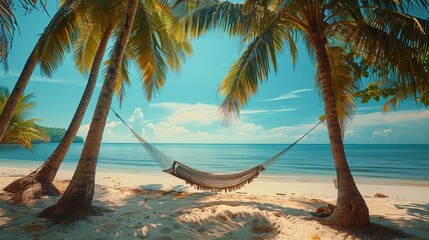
top-left (185, 171), bottom-right (261, 192)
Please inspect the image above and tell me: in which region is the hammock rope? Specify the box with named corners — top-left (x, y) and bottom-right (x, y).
top-left (109, 106), bottom-right (322, 192)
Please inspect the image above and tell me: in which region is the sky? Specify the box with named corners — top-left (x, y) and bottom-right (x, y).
top-left (1, 1), bottom-right (428, 144)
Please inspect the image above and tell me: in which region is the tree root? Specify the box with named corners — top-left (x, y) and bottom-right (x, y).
top-left (3, 175), bottom-right (60, 204)
top-left (38, 199), bottom-right (106, 226)
top-left (317, 195), bottom-right (369, 227)
top-left (316, 222), bottom-right (414, 239)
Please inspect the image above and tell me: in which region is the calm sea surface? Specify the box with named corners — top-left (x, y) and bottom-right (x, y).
top-left (0, 143), bottom-right (428, 182)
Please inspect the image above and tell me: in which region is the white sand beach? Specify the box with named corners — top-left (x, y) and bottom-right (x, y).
top-left (1, 166), bottom-right (428, 239)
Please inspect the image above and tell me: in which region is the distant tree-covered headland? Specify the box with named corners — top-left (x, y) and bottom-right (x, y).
top-left (34, 126), bottom-right (84, 143)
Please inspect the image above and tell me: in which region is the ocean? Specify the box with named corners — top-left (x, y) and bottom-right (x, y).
top-left (0, 143), bottom-right (428, 183)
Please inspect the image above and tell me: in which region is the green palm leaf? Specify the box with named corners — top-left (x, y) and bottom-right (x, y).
top-left (36, 0), bottom-right (82, 77)
top-left (176, 1), bottom-right (253, 40)
top-left (73, 23), bottom-right (103, 74)
top-left (128, 0), bottom-right (191, 100)
top-left (218, 13), bottom-right (289, 121)
top-left (0, 0), bottom-right (15, 71)
top-left (0, 86), bottom-right (47, 149)
top-left (356, 24), bottom-right (429, 102)
top-left (0, 0), bottom-right (50, 72)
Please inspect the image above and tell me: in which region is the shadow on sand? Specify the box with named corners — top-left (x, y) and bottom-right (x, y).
top-left (0, 182), bottom-right (424, 239)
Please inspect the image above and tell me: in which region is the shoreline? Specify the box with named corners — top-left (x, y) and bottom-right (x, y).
top-left (2, 163), bottom-right (429, 186)
top-left (2, 166), bottom-right (428, 202)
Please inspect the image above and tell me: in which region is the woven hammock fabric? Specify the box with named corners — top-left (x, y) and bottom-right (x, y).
top-left (110, 107), bottom-right (322, 192)
top-left (164, 161), bottom-right (266, 192)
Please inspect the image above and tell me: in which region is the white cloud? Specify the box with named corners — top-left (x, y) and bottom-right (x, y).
top-left (351, 110), bottom-right (429, 130)
top-left (142, 119), bottom-right (324, 143)
top-left (106, 120), bottom-right (121, 128)
top-left (372, 129), bottom-right (394, 138)
top-left (77, 124), bottom-right (90, 138)
top-left (342, 110), bottom-right (429, 143)
top-left (352, 110), bottom-right (429, 127)
top-left (128, 108), bottom-right (144, 123)
top-left (77, 104), bottom-right (428, 144)
top-left (261, 89), bottom-right (312, 101)
top-left (241, 109), bottom-right (270, 114)
top-left (345, 130), bottom-right (360, 139)
top-left (150, 102), bottom-right (221, 126)
top-left (242, 107), bottom-right (298, 114)
top-left (95, 102), bottom-right (326, 143)
top-left (6, 72), bottom-right (72, 85)
top-left (150, 102), bottom-right (299, 128)
top-left (78, 120), bottom-right (135, 142)
top-left (3, 72), bottom-right (103, 87)
top-left (357, 106), bottom-right (381, 112)
top-left (273, 108), bottom-right (298, 112)
top-left (145, 121), bottom-right (212, 143)
top-left (126, 102), bottom-right (324, 143)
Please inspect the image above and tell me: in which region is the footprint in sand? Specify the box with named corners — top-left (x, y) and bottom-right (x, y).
top-left (216, 212), bottom-right (230, 221)
top-left (152, 237), bottom-right (174, 240)
top-left (251, 237), bottom-right (265, 240)
top-left (250, 226), bottom-right (274, 234)
top-left (159, 226), bottom-right (173, 234)
top-left (197, 227), bottom-right (208, 233)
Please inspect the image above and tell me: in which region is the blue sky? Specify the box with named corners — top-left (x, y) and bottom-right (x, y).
top-left (2, 2), bottom-right (428, 144)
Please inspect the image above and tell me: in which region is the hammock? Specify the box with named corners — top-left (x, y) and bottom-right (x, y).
top-left (110, 107), bottom-right (322, 192)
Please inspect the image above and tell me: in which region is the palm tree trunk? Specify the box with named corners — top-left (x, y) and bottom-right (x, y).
top-left (0, 0), bottom-right (74, 141)
top-left (312, 35), bottom-right (369, 227)
top-left (3, 23), bottom-right (115, 204)
top-left (36, 23), bottom-right (115, 181)
top-left (38, 0), bottom-right (139, 225)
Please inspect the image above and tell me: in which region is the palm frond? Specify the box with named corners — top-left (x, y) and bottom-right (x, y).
top-left (361, 0), bottom-right (429, 14)
top-left (243, 0), bottom-right (296, 12)
top-left (381, 86), bottom-right (409, 112)
top-left (2, 120), bottom-right (47, 149)
top-left (36, 0), bottom-right (81, 77)
top-left (175, 1), bottom-right (253, 40)
top-left (115, 50), bottom-right (132, 106)
top-left (73, 23), bottom-right (103, 74)
top-left (161, 0), bottom-right (219, 18)
top-left (73, 0), bottom-right (124, 74)
top-left (0, 86), bottom-right (47, 149)
top-left (355, 23), bottom-right (429, 105)
top-left (218, 14), bottom-right (287, 122)
top-left (128, 1), bottom-right (190, 100)
top-left (366, 8), bottom-right (429, 55)
top-left (0, 0), bottom-right (16, 72)
top-left (0, 0), bottom-right (51, 72)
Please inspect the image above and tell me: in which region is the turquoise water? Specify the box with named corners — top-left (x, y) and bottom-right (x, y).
top-left (0, 143), bottom-right (428, 181)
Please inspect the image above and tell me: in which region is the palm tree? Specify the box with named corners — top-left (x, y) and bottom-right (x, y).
top-left (177, 0), bottom-right (429, 227)
top-left (38, 0), bottom-right (190, 225)
top-left (0, 0), bottom-right (82, 142)
top-left (39, 0), bottom-right (178, 224)
top-left (0, 86), bottom-right (47, 148)
top-left (2, 0), bottom-right (120, 204)
top-left (0, 0), bottom-right (48, 71)
top-left (3, 0), bottom-right (191, 204)
top-left (3, 18), bottom-right (117, 203)
top-left (38, 0), bottom-right (140, 224)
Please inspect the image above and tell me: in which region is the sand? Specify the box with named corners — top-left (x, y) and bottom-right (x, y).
top-left (0, 166), bottom-right (428, 239)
